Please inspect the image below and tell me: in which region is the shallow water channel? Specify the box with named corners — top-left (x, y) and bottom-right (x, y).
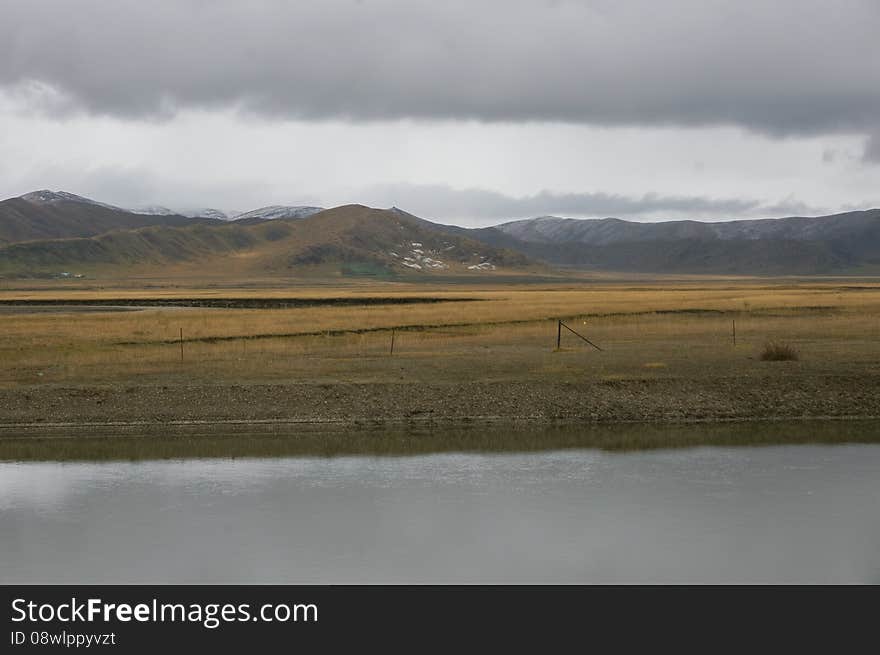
top-left (2, 421), bottom-right (879, 583)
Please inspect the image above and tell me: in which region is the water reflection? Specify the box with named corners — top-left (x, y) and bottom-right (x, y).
top-left (1, 426), bottom-right (879, 583)
top-left (2, 419), bottom-right (880, 462)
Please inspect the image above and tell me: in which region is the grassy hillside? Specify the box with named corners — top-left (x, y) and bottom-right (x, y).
top-left (0, 204), bottom-right (536, 277)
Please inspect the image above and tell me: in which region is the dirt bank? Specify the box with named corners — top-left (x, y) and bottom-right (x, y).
top-left (2, 375), bottom-right (880, 433)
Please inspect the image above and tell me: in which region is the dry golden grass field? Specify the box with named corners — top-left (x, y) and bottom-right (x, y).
top-left (2, 277), bottom-right (879, 390)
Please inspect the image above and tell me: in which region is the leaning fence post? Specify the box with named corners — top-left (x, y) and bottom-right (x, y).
top-left (390, 328), bottom-right (395, 355)
top-left (559, 320), bottom-right (603, 351)
top-left (557, 319), bottom-right (562, 349)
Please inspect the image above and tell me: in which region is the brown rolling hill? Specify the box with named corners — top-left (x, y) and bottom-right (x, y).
top-left (0, 204), bottom-right (535, 277)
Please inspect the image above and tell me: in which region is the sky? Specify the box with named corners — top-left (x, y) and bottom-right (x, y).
top-left (1, 0), bottom-right (879, 226)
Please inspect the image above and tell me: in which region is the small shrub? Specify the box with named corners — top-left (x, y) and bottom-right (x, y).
top-left (760, 341), bottom-right (799, 361)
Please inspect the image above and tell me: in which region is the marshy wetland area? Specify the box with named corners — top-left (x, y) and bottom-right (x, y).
top-left (2, 277), bottom-right (880, 436)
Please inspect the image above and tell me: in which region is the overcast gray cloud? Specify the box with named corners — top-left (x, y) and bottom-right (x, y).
top-left (1, 0), bottom-right (879, 142)
top-left (356, 183), bottom-right (818, 225)
top-left (1, 1), bottom-right (878, 223)
top-left (864, 131), bottom-right (880, 163)
top-left (6, 163), bottom-right (286, 214)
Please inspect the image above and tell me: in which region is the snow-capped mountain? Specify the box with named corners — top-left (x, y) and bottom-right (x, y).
top-left (231, 205), bottom-right (324, 221)
top-left (127, 204), bottom-right (322, 221)
top-left (2, 190), bottom-right (218, 244)
top-left (128, 205), bottom-right (231, 220)
top-left (21, 190), bottom-right (124, 212)
top-left (183, 208), bottom-right (230, 221)
top-left (130, 205), bottom-right (177, 216)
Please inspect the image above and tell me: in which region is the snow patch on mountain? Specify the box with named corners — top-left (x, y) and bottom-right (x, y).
top-left (184, 208), bottom-right (230, 221)
top-left (128, 205), bottom-right (231, 220)
top-left (130, 205), bottom-right (176, 216)
top-left (232, 205), bottom-right (324, 221)
top-left (388, 241), bottom-right (450, 270)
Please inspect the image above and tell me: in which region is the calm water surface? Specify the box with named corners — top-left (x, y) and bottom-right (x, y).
top-left (2, 439), bottom-right (879, 583)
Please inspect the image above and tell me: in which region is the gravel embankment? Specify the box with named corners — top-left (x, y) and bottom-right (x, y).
top-left (2, 376), bottom-right (880, 431)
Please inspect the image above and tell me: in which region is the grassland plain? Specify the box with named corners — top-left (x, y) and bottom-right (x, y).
top-left (1, 277), bottom-right (880, 433)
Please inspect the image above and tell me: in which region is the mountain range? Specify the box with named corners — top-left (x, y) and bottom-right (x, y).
top-left (458, 209), bottom-right (880, 275)
top-left (130, 204), bottom-right (325, 222)
top-left (0, 194), bottom-right (529, 277)
top-left (1, 189), bottom-right (879, 277)
top-left (0, 191), bottom-right (221, 246)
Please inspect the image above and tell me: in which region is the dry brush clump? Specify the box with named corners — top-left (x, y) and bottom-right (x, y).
top-left (760, 341), bottom-right (799, 361)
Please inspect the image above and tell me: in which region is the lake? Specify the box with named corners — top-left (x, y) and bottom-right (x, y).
top-left (2, 422), bottom-right (879, 583)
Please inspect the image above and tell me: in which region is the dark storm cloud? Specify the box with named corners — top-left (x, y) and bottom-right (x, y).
top-left (356, 184), bottom-right (816, 224)
top-left (1, 0), bottom-right (878, 139)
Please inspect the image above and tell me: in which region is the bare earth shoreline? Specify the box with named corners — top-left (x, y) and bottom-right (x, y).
top-left (2, 376), bottom-right (880, 435)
